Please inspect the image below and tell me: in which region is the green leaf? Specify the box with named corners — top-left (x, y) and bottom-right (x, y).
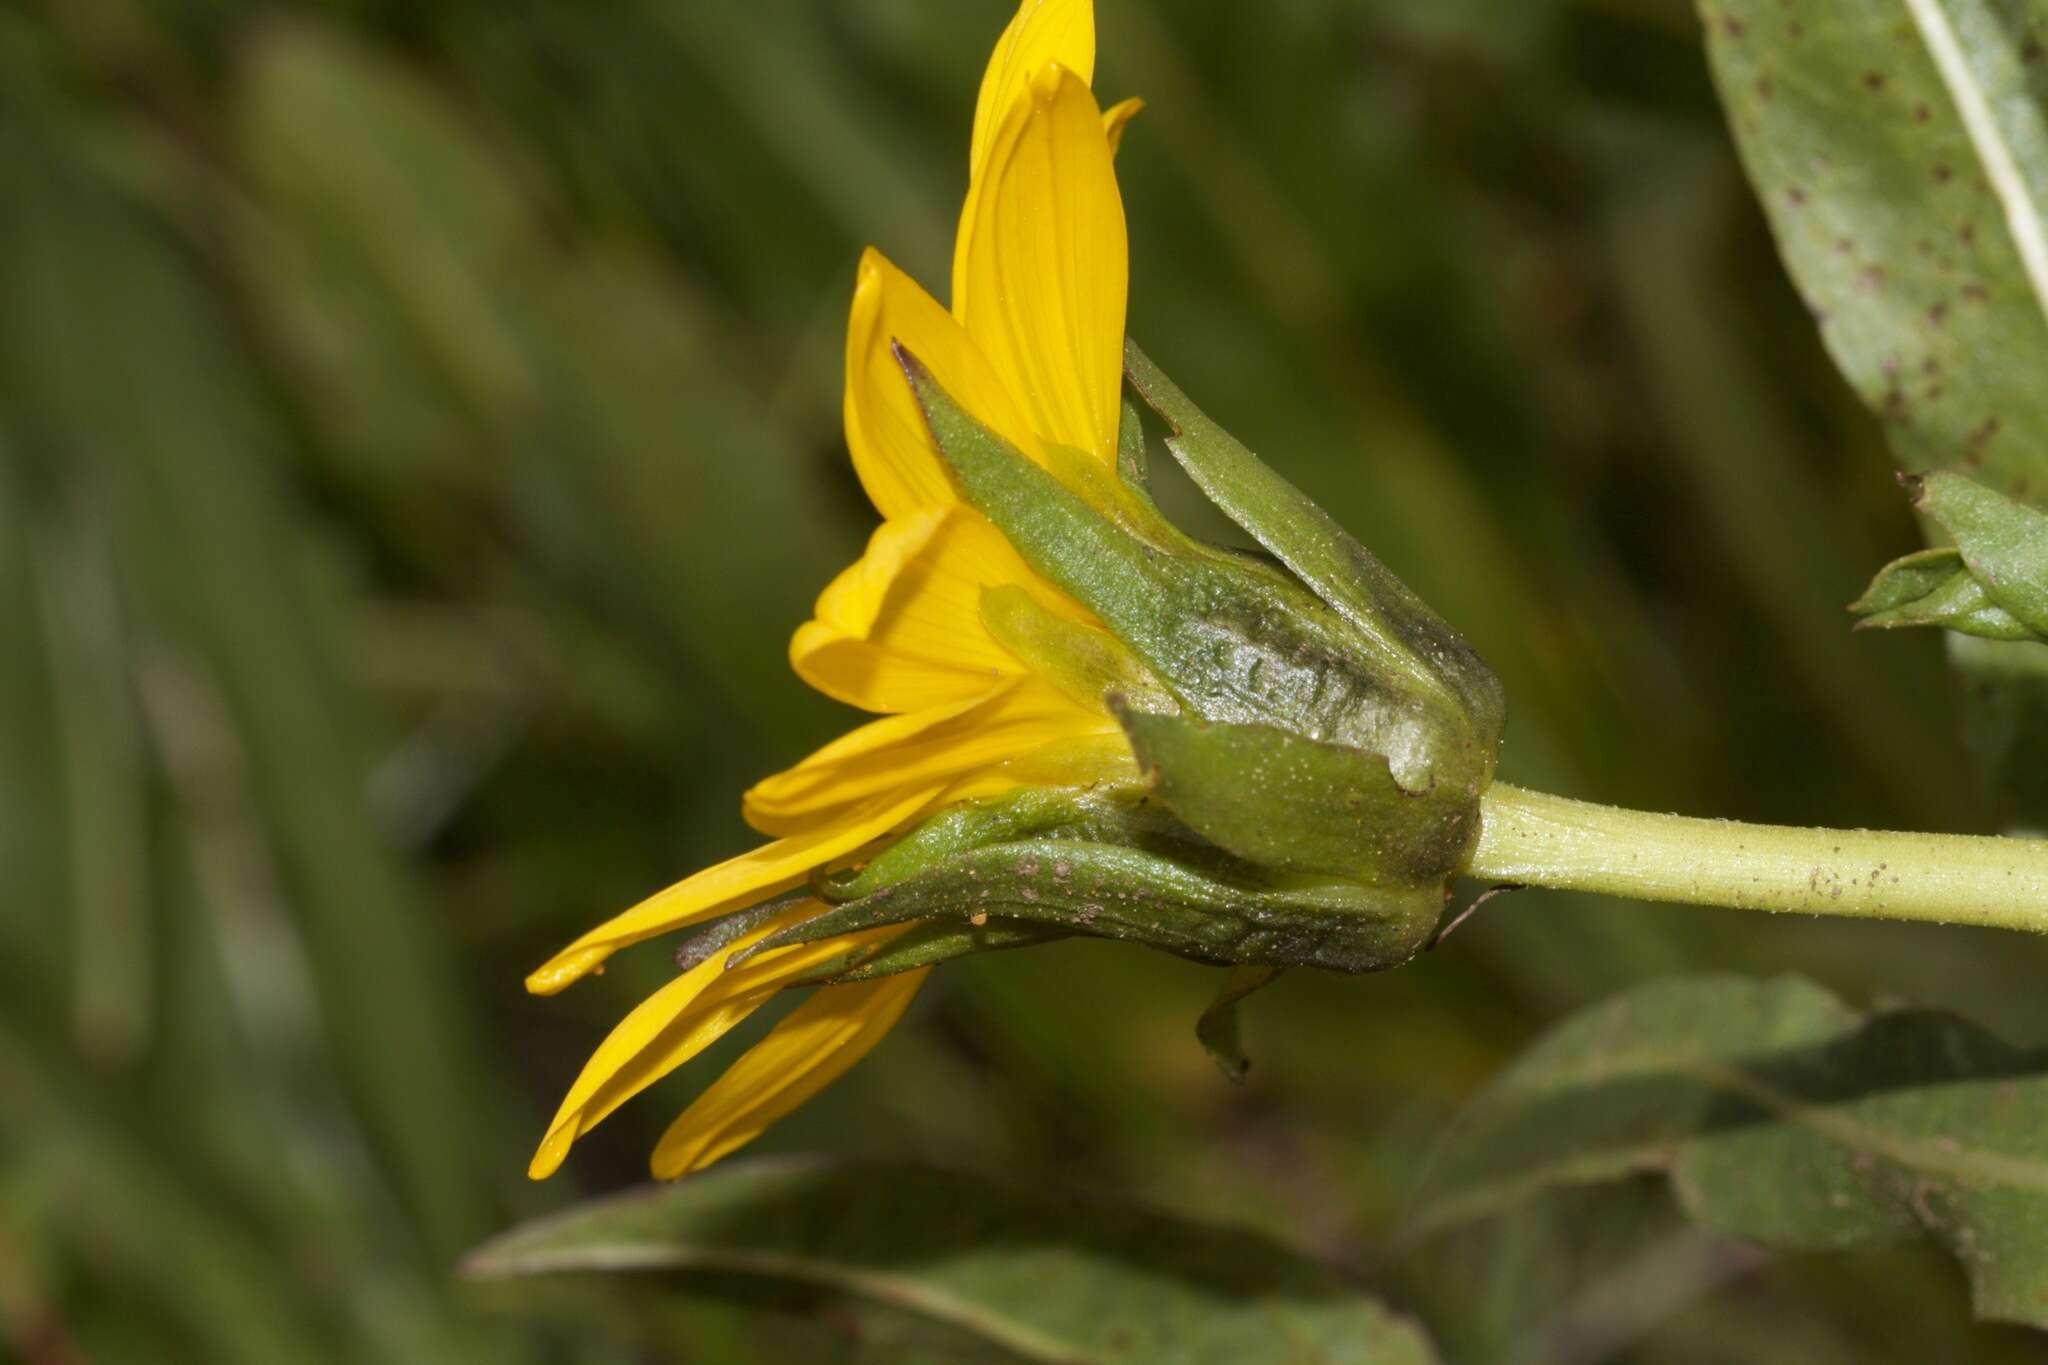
top-left (1852, 468), bottom-right (2048, 643)
top-left (1851, 547), bottom-right (2040, 641)
top-left (466, 1158), bottom-right (1440, 1365)
top-left (1410, 974), bottom-right (2048, 1329)
top-left (1916, 470), bottom-right (2048, 635)
top-left (1703, 0), bottom-right (2048, 816)
top-left (1703, 0), bottom-right (2048, 498)
top-left (1703, 0), bottom-right (2048, 822)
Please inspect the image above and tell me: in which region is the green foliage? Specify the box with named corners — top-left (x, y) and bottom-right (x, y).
top-left (1702, 0), bottom-right (2048, 819)
top-left (1414, 975), bottom-right (2048, 1330)
top-left (1701, 0), bottom-right (2048, 498)
top-left (1855, 473), bottom-right (2048, 642)
top-left (1853, 547), bottom-right (2043, 641)
top-left (465, 1158), bottom-right (1441, 1365)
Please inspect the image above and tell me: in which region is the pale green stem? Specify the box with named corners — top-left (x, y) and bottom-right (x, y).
top-left (1470, 783), bottom-right (2048, 930)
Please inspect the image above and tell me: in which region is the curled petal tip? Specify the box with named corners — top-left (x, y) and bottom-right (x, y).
top-left (527, 1128), bottom-right (572, 1181)
top-left (525, 949), bottom-right (605, 997)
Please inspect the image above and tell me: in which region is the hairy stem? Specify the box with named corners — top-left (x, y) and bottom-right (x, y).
top-left (1470, 784), bottom-right (2048, 929)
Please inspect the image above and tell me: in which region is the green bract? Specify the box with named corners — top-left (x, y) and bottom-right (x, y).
top-left (789, 340), bottom-right (1512, 980)
top-left (747, 785), bottom-right (1443, 976)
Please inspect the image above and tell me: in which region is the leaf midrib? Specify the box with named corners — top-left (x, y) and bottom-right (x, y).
top-left (1900, 0), bottom-right (2048, 332)
top-left (466, 1241), bottom-right (1096, 1365)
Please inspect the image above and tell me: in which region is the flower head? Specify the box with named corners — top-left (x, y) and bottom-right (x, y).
top-left (529, 0), bottom-right (1148, 1182)
top-left (528, 0), bottom-right (1502, 1183)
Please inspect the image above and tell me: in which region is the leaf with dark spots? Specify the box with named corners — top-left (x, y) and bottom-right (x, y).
top-left (1702, 0), bottom-right (2048, 821)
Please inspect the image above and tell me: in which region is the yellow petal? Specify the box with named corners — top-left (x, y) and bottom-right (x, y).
top-left (792, 508), bottom-right (1021, 713)
top-left (953, 65), bottom-right (1128, 466)
top-left (970, 0), bottom-right (1095, 179)
top-left (526, 784), bottom-right (938, 995)
top-left (650, 968), bottom-right (930, 1180)
top-left (793, 505), bottom-right (1102, 714)
top-left (937, 728), bottom-right (1139, 806)
top-left (844, 248), bottom-right (1041, 521)
top-left (528, 903), bottom-right (810, 1179)
top-left (1102, 96), bottom-right (1144, 154)
top-left (744, 678), bottom-right (1117, 836)
top-left (742, 691), bottom-right (987, 836)
top-left (790, 628), bottom-right (1000, 718)
top-left (528, 910), bottom-right (909, 1180)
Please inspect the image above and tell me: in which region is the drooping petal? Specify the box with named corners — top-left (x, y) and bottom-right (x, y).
top-left (525, 784), bottom-right (938, 995)
top-left (845, 248), bottom-right (1041, 521)
top-left (970, 0), bottom-right (1095, 180)
top-left (953, 65), bottom-right (1128, 466)
top-left (528, 912), bottom-right (908, 1180)
top-left (650, 968), bottom-right (930, 1180)
top-left (528, 903), bottom-right (809, 1178)
top-left (1102, 96), bottom-right (1144, 154)
top-left (743, 677), bottom-right (1117, 836)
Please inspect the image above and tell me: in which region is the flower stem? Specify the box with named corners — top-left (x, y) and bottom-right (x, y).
top-left (1469, 783), bottom-right (2048, 930)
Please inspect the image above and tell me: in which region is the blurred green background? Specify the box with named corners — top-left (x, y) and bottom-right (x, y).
top-left (3, 0), bottom-right (2045, 1360)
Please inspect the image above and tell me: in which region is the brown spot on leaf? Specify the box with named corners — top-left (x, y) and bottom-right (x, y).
top-left (1863, 71), bottom-right (1886, 92)
top-left (1934, 163), bottom-right (1954, 183)
top-left (1962, 283), bottom-right (1990, 304)
top-left (1926, 300), bottom-right (1950, 326)
top-left (1913, 102), bottom-right (1932, 123)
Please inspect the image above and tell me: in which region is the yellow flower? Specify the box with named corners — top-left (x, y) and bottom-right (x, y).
top-left (528, 0), bottom-right (1146, 1182)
